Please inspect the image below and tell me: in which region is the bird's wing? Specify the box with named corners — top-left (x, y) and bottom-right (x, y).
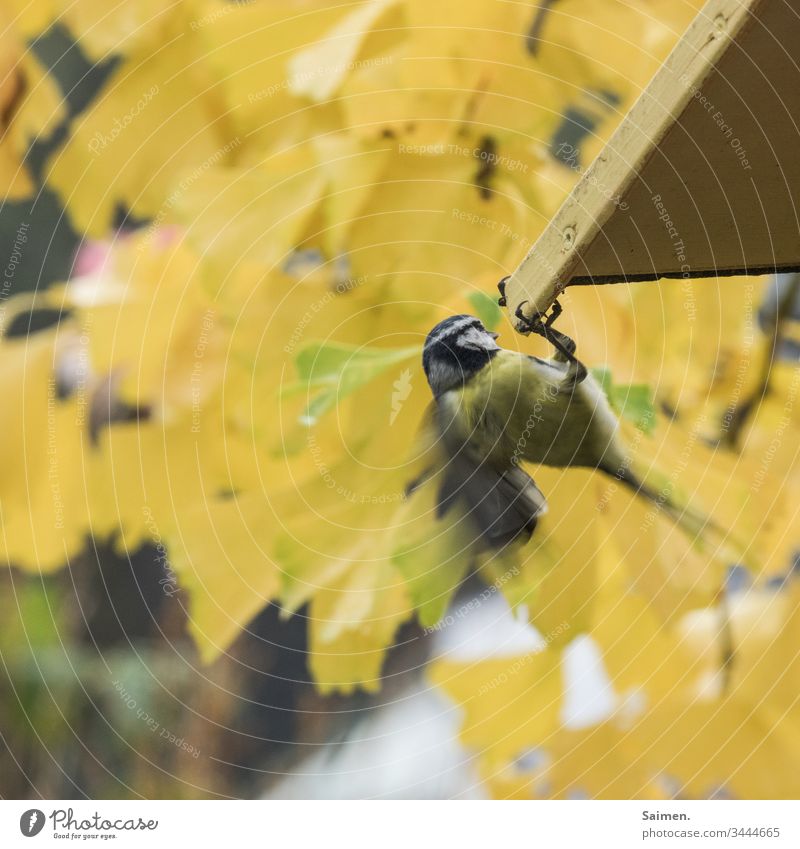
top-left (404, 396), bottom-right (547, 551)
top-left (435, 440), bottom-right (547, 549)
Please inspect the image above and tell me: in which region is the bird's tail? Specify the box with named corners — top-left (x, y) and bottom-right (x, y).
top-left (608, 464), bottom-right (746, 561)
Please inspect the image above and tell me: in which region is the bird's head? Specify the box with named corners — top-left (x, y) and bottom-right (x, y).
top-left (422, 314), bottom-right (501, 396)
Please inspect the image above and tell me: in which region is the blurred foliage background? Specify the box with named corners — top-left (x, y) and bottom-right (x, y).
top-left (2, 0), bottom-right (800, 799)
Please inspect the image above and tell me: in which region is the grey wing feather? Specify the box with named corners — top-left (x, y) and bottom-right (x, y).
top-left (431, 402), bottom-right (547, 550)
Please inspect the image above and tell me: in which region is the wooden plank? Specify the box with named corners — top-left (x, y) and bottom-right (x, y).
top-left (503, 0), bottom-right (796, 327)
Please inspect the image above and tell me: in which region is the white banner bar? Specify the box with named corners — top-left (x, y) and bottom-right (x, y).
top-left (2, 800), bottom-right (799, 848)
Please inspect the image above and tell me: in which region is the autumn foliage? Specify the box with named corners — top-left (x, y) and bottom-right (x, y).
top-left (2, 0), bottom-right (799, 798)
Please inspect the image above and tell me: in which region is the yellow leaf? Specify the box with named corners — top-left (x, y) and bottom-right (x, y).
top-left (308, 561), bottom-right (411, 694)
top-left (45, 38), bottom-right (228, 235)
top-left (288, 0), bottom-right (402, 102)
top-left (167, 491), bottom-right (282, 663)
top-left (430, 646), bottom-right (562, 763)
top-left (173, 152), bottom-right (325, 269)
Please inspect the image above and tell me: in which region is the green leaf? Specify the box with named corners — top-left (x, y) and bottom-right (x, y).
top-left (285, 341), bottom-right (421, 424)
top-left (591, 365), bottom-right (613, 396)
top-left (591, 366), bottom-right (656, 435)
top-left (467, 290), bottom-right (503, 331)
top-left (392, 526), bottom-right (470, 628)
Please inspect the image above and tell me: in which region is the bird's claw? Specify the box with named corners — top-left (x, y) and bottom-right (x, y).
top-left (544, 299), bottom-right (562, 327)
top-left (498, 277), bottom-right (563, 332)
top-left (497, 275), bottom-right (509, 307)
top-left (514, 298), bottom-right (582, 376)
top-left (514, 299), bottom-right (561, 336)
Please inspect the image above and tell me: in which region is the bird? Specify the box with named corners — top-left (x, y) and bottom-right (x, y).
top-left (406, 307), bottom-right (721, 552)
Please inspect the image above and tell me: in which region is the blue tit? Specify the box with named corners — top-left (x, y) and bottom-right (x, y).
top-left (408, 313), bottom-right (718, 551)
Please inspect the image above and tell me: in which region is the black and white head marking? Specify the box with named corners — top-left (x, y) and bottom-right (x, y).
top-left (422, 314), bottom-right (501, 397)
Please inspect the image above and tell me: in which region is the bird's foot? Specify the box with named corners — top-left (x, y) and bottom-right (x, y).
top-left (498, 278), bottom-right (566, 342)
top-left (515, 299), bottom-right (586, 384)
top-left (514, 298), bottom-right (563, 339)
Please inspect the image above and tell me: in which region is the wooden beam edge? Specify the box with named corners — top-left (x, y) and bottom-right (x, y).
top-left (503, 0), bottom-right (765, 329)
